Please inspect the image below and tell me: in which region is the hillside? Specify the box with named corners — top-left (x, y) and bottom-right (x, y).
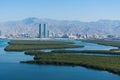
top-left (0, 17), bottom-right (120, 38)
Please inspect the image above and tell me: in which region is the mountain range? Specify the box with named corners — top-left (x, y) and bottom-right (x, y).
top-left (0, 17), bottom-right (120, 37)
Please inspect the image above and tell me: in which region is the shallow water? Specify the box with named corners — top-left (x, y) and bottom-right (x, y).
top-left (66, 40), bottom-right (118, 50)
top-left (0, 39), bottom-right (33, 63)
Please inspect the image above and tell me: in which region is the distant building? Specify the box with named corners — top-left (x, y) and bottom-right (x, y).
top-left (69, 35), bottom-right (77, 39)
top-left (0, 30), bottom-right (1, 36)
top-left (38, 24), bottom-right (49, 38)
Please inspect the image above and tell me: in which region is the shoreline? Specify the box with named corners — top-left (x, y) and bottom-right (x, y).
top-left (21, 60), bottom-right (120, 76)
top-left (21, 51), bottom-right (120, 75)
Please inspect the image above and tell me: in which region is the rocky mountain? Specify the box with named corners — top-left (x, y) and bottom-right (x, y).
top-left (0, 17), bottom-right (120, 38)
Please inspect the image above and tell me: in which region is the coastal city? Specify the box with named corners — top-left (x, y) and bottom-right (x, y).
top-left (0, 24), bottom-right (119, 40)
top-left (1, 0), bottom-right (120, 80)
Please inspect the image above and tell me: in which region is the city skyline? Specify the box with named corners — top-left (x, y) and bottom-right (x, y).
top-left (1, 0), bottom-right (120, 22)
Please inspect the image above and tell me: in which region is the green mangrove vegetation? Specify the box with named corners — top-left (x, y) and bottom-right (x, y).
top-left (4, 40), bottom-right (84, 51)
top-left (22, 51), bottom-right (120, 75)
top-left (51, 50), bottom-right (120, 55)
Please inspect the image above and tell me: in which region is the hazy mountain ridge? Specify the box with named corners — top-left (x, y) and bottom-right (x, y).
top-left (0, 17), bottom-right (120, 37)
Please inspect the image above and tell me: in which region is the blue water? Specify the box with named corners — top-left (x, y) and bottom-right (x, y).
top-left (0, 64), bottom-right (120, 80)
top-left (63, 39), bottom-right (118, 50)
top-left (0, 39), bottom-right (120, 80)
top-left (0, 39), bottom-right (33, 63)
top-left (41, 39), bottom-right (118, 53)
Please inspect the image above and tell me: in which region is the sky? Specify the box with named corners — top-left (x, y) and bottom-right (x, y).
top-left (0, 0), bottom-right (120, 22)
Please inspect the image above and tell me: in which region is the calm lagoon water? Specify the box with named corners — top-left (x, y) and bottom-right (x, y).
top-left (0, 39), bottom-right (120, 80)
top-left (41, 39), bottom-right (118, 54)
top-left (67, 40), bottom-right (118, 50)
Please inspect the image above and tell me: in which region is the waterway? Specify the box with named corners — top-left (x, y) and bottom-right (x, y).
top-left (0, 39), bottom-right (120, 80)
top-left (41, 39), bottom-right (118, 56)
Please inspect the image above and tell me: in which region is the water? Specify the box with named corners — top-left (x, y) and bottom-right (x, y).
top-left (0, 64), bottom-right (120, 80)
top-left (0, 39), bottom-right (33, 63)
top-left (66, 40), bottom-right (118, 50)
top-left (41, 39), bottom-right (118, 53)
top-left (0, 39), bottom-right (120, 80)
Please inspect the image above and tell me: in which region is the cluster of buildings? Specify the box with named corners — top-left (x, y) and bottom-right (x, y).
top-left (3, 24), bottom-right (50, 39)
top-left (49, 33), bottom-right (105, 39)
top-left (49, 32), bottom-right (120, 40)
top-left (1, 24), bottom-right (120, 40)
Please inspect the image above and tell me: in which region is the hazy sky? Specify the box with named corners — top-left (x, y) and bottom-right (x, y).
top-left (0, 0), bottom-right (120, 22)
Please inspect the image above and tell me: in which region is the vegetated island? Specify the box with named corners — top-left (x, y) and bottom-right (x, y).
top-left (4, 40), bottom-right (84, 51)
top-left (51, 50), bottom-right (120, 55)
top-left (4, 40), bottom-right (120, 75)
top-left (22, 50), bottom-right (120, 75)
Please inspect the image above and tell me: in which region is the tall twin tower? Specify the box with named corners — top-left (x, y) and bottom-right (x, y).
top-left (38, 24), bottom-right (49, 38)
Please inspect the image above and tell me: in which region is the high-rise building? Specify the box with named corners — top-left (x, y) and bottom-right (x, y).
top-left (39, 24), bottom-right (43, 38)
top-left (0, 30), bottom-right (1, 36)
top-left (38, 24), bottom-right (49, 38)
top-left (43, 24), bottom-right (47, 38)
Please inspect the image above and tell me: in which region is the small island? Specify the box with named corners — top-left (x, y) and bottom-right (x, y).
top-left (4, 40), bottom-right (84, 51)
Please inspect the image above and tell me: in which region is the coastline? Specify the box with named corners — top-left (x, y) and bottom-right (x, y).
top-left (21, 51), bottom-right (120, 75)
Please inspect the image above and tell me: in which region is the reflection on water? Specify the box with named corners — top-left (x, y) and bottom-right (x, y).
top-left (0, 63), bottom-right (120, 80)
